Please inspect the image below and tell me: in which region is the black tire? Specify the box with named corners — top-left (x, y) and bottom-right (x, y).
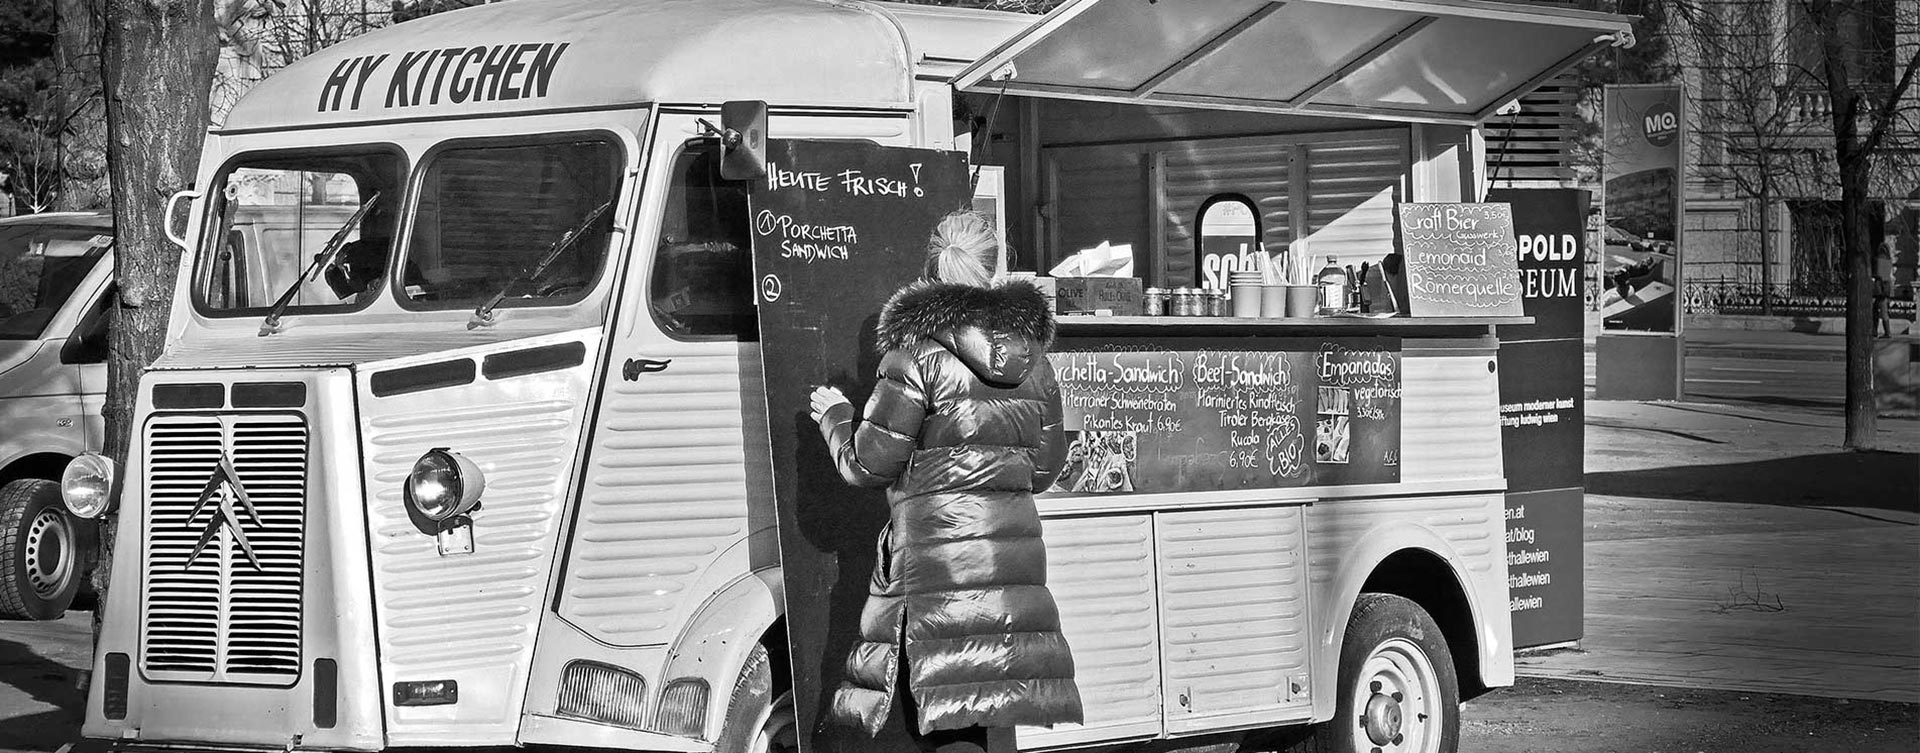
top-left (712, 643), bottom-right (798, 753)
top-left (0, 478), bottom-right (84, 620)
top-left (1295, 593), bottom-right (1460, 753)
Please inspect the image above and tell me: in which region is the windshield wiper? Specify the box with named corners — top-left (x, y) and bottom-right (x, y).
top-left (258, 192), bottom-right (383, 337)
top-left (467, 199), bottom-right (613, 330)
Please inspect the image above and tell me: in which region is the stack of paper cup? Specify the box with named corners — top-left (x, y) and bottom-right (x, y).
top-left (1229, 271), bottom-right (1264, 317)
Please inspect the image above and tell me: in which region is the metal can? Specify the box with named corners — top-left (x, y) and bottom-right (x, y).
top-left (1143, 287), bottom-right (1165, 316)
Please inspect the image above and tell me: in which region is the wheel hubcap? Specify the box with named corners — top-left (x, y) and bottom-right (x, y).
top-left (1363, 689), bottom-right (1403, 745)
top-left (25, 508), bottom-right (74, 599)
top-left (1354, 637), bottom-right (1441, 753)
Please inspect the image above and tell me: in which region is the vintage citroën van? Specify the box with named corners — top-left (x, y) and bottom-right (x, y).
top-left (60, 1), bottom-right (1630, 752)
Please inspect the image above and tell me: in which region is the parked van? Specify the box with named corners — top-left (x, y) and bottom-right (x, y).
top-left (0, 211), bottom-right (110, 620)
top-left (64, 1), bottom-right (1629, 751)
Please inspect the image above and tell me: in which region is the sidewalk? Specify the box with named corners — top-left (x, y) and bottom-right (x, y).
top-left (1516, 399), bottom-right (1920, 703)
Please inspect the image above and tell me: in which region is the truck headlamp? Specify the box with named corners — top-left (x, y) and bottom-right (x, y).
top-left (404, 448), bottom-right (484, 523)
top-left (60, 453), bottom-right (117, 519)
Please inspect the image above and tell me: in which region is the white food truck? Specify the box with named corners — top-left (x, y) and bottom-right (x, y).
top-left (61, 1), bottom-right (1629, 752)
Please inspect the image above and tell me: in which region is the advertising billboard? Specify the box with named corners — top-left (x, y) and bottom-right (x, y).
top-left (1601, 84), bottom-right (1684, 333)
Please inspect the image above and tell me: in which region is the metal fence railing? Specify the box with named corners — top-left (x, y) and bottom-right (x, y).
top-left (1683, 278), bottom-right (1917, 319)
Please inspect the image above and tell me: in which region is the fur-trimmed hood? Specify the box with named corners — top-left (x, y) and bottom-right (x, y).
top-left (876, 279), bottom-right (1055, 386)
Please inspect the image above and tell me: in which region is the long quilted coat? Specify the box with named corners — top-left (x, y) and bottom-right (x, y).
top-left (818, 279), bottom-right (1083, 736)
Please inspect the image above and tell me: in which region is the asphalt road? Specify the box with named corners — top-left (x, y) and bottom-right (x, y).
top-left (2, 613), bottom-right (1914, 753)
top-left (1682, 336), bottom-right (1845, 406)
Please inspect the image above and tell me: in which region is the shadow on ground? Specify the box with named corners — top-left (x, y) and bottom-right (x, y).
top-left (1586, 451), bottom-right (1920, 513)
top-left (0, 637), bottom-right (82, 751)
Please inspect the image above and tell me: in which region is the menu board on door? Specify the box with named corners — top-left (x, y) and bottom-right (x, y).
top-left (749, 140), bottom-right (972, 753)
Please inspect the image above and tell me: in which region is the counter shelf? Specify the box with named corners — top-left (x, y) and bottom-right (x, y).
top-left (1034, 477), bottom-right (1507, 517)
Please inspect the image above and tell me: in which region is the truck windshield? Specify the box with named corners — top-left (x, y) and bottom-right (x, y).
top-left (196, 149), bottom-right (405, 316)
top-left (0, 223), bottom-right (110, 339)
top-left (398, 137), bottom-right (620, 311)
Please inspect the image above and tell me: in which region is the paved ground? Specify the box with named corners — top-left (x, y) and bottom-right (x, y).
top-left (1459, 677), bottom-right (1918, 753)
top-left (0, 611), bottom-right (87, 751)
top-left (1516, 400), bottom-right (1919, 704)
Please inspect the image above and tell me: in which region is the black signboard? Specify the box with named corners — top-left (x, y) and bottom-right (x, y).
top-left (1488, 189), bottom-right (1589, 343)
top-left (1496, 339), bottom-right (1584, 492)
top-left (1486, 188), bottom-right (1588, 648)
top-left (1395, 202), bottom-right (1525, 318)
top-left (1505, 487), bottom-right (1585, 644)
top-left (749, 140), bottom-right (972, 752)
top-left (1047, 337), bottom-right (1401, 493)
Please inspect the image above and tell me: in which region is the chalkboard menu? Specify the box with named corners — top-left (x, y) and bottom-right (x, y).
top-left (1396, 202), bottom-right (1525, 317)
top-left (749, 140), bottom-right (972, 753)
top-left (1047, 337), bottom-right (1401, 493)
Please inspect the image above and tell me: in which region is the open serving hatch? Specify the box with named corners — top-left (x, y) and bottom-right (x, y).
top-left (951, 0), bottom-right (1634, 125)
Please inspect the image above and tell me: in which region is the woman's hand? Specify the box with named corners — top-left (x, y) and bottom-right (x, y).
top-left (808, 385), bottom-right (850, 426)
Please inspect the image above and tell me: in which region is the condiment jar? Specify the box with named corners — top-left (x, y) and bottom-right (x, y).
top-left (1143, 287), bottom-right (1165, 316)
top-left (1173, 287), bottom-right (1198, 316)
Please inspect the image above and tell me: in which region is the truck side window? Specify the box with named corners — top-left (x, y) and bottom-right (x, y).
top-left (194, 149), bottom-right (404, 315)
top-left (402, 137), bottom-right (621, 310)
top-left (650, 143), bottom-right (753, 338)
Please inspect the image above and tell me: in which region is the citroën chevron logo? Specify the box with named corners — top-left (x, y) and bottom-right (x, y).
top-left (183, 454), bottom-right (266, 572)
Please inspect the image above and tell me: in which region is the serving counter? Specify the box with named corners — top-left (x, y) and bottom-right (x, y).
top-left (1022, 313), bottom-right (1525, 746)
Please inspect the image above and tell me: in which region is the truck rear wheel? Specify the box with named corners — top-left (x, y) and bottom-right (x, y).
top-left (1297, 593), bottom-right (1460, 753)
top-left (713, 643), bottom-right (797, 753)
top-left (0, 479), bottom-right (83, 620)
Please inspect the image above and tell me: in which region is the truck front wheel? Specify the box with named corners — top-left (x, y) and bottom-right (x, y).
top-left (1300, 593), bottom-right (1460, 753)
top-left (713, 643), bottom-right (797, 753)
top-left (0, 479), bottom-right (84, 620)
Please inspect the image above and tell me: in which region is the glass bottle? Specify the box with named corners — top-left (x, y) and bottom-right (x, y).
top-left (1315, 256), bottom-right (1348, 315)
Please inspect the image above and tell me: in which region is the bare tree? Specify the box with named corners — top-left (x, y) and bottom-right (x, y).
top-left (96, 0), bottom-right (219, 598)
top-left (213, 0), bottom-right (388, 120)
top-left (1808, 0), bottom-right (1920, 449)
top-left (54, 0), bottom-right (108, 211)
top-left (1661, 0), bottom-right (1917, 449)
top-left (1667, 0), bottom-right (1831, 314)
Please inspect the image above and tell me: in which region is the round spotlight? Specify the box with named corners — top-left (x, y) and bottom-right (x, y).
top-left (60, 453), bottom-right (118, 519)
top-left (404, 448), bottom-right (485, 523)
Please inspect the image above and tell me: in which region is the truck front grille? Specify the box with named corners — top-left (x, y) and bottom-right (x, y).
top-left (141, 413), bottom-right (307, 684)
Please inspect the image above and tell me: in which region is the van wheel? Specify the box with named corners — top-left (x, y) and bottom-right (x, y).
top-left (0, 479), bottom-right (83, 621)
top-left (1295, 593), bottom-right (1459, 753)
top-left (713, 643), bottom-right (798, 753)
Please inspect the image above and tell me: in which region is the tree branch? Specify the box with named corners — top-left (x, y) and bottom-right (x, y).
top-left (1860, 46), bottom-right (1920, 155)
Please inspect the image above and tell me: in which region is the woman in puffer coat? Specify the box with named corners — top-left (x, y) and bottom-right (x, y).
top-left (807, 210), bottom-right (1083, 752)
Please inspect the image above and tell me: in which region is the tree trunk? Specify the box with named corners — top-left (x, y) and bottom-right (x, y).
top-left (1812, 0), bottom-right (1877, 449)
top-left (95, 0), bottom-right (219, 602)
top-left (1758, 175), bottom-right (1772, 315)
top-left (54, 0), bottom-right (111, 212)
top-left (1840, 155), bottom-right (1877, 449)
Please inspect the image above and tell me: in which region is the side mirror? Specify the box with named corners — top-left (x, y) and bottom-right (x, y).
top-left (718, 100), bottom-right (768, 181)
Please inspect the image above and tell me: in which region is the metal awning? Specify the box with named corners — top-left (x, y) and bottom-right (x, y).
top-left (951, 0), bottom-right (1634, 125)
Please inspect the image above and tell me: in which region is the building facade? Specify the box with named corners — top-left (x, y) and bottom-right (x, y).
top-left (1486, 0), bottom-right (1919, 322)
